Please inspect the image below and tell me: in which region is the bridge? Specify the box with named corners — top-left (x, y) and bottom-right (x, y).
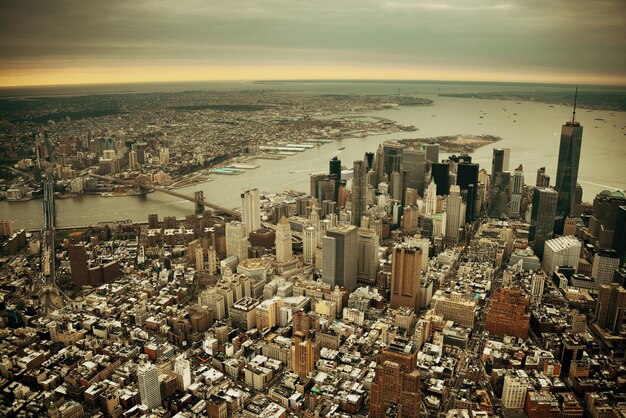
top-left (89, 173), bottom-right (240, 218)
top-left (40, 174), bottom-right (68, 314)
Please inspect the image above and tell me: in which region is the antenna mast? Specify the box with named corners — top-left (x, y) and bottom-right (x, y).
top-left (571, 87), bottom-right (578, 124)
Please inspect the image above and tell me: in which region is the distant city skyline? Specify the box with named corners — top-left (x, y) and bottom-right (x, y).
top-left (0, 0), bottom-right (624, 87)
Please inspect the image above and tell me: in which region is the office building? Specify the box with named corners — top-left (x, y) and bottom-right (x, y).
top-left (502, 374), bottom-right (528, 409)
top-left (68, 244), bottom-right (90, 286)
top-left (383, 141), bottom-right (405, 177)
top-left (225, 221), bottom-right (248, 262)
top-left (329, 156), bottom-right (342, 201)
top-left (489, 171), bottom-right (510, 218)
top-left (322, 225), bottom-right (358, 292)
top-left (511, 165), bottom-right (524, 217)
top-left (542, 236), bottom-right (582, 274)
top-left (370, 341), bottom-right (421, 418)
top-left (431, 291), bottom-right (476, 328)
top-left (241, 189), bottom-right (261, 235)
top-left (530, 273), bottom-right (546, 305)
top-left (390, 244), bottom-right (422, 312)
top-left (485, 288), bottom-right (530, 339)
top-left (401, 148), bottom-right (426, 195)
top-left (591, 250), bottom-right (620, 285)
top-left (292, 333), bottom-right (317, 379)
top-left (595, 283), bottom-right (626, 334)
top-left (457, 162), bottom-right (479, 222)
top-left (275, 216), bottom-right (293, 263)
top-left (554, 103), bottom-right (583, 234)
top-left (351, 160), bottom-right (367, 227)
top-left (303, 226), bottom-right (316, 265)
top-left (424, 142), bottom-right (439, 163)
top-left (529, 187), bottom-right (558, 257)
top-left (173, 355), bottom-right (192, 391)
top-left (536, 166), bottom-right (550, 187)
top-left (583, 190), bottom-right (626, 250)
top-left (445, 185), bottom-right (463, 245)
top-left (137, 361), bottom-right (162, 409)
top-left (431, 162), bottom-right (450, 196)
top-left (357, 227), bottom-right (379, 284)
top-left (491, 148), bottom-right (505, 178)
top-left (374, 144), bottom-right (385, 186)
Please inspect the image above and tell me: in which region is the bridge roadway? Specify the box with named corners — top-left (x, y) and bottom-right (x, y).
top-left (89, 173), bottom-right (240, 218)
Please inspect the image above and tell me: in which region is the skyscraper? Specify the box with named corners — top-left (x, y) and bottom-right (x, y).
top-left (424, 142), bottom-right (439, 163)
top-left (137, 361), bottom-right (162, 409)
top-left (510, 165), bottom-right (525, 217)
top-left (351, 160), bottom-right (367, 227)
top-left (457, 162), bottom-right (479, 222)
top-left (374, 144), bottom-right (385, 186)
top-left (445, 185), bottom-right (463, 245)
top-left (489, 171), bottom-right (511, 218)
top-left (357, 227), bottom-right (379, 285)
top-left (536, 166), bottom-right (550, 187)
top-left (554, 94), bottom-right (583, 234)
top-left (292, 333), bottom-right (317, 379)
top-left (431, 162), bottom-right (450, 196)
top-left (303, 226), bottom-right (316, 265)
top-left (382, 141), bottom-right (405, 177)
top-left (322, 225), bottom-right (358, 292)
top-left (225, 221), bottom-right (248, 262)
top-left (595, 283), bottom-right (626, 334)
top-left (329, 156), bottom-right (342, 201)
top-left (401, 148), bottom-right (426, 195)
top-left (275, 216), bottom-right (293, 263)
top-left (173, 355), bottom-right (192, 391)
top-left (491, 148), bottom-right (505, 178)
top-left (390, 244), bottom-right (422, 312)
top-left (240, 189), bottom-right (260, 235)
top-left (370, 340), bottom-right (421, 418)
top-left (529, 187), bottom-right (557, 257)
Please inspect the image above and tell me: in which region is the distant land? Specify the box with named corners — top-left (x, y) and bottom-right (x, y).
top-left (440, 90), bottom-right (626, 111)
top-left (399, 134), bottom-right (502, 154)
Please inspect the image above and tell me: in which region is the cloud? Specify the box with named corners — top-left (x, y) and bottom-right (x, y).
top-left (0, 0), bottom-right (624, 85)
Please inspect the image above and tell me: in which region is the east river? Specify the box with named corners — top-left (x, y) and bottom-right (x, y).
top-left (2, 95), bottom-right (625, 230)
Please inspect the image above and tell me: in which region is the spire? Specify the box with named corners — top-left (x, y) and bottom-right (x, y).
top-left (571, 87), bottom-right (578, 124)
top-left (278, 215), bottom-right (289, 225)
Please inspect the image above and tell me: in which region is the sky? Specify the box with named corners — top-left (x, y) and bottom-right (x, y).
top-left (0, 0), bottom-right (624, 87)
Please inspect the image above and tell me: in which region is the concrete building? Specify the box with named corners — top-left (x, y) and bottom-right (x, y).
top-left (542, 236), bottom-right (582, 274)
top-left (241, 189), bottom-right (261, 235)
top-left (137, 361), bottom-right (162, 409)
top-left (502, 374), bottom-right (528, 409)
top-left (226, 221), bottom-right (248, 263)
top-left (431, 291), bottom-right (476, 328)
top-left (322, 225), bottom-right (358, 292)
top-left (530, 187), bottom-right (558, 257)
top-left (390, 244), bottom-right (422, 312)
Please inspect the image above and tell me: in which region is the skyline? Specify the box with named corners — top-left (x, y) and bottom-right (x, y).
top-left (0, 0), bottom-right (625, 87)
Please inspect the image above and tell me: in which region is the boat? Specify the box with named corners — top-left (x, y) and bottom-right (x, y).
top-left (101, 192), bottom-right (114, 197)
top-left (338, 147), bottom-right (345, 151)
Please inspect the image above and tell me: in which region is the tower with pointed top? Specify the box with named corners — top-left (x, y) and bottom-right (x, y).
top-left (423, 178), bottom-right (437, 216)
top-left (554, 89), bottom-right (583, 234)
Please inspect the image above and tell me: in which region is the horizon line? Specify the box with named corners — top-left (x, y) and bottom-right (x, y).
top-left (2, 77), bottom-right (626, 90)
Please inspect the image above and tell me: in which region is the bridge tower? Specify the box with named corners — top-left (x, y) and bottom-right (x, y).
top-left (194, 191), bottom-right (205, 214)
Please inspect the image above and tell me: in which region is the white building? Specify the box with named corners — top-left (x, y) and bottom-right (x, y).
top-left (592, 251), bottom-right (621, 286)
top-left (530, 273), bottom-right (546, 305)
top-left (137, 361), bottom-right (161, 409)
top-left (542, 236), bottom-right (581, 274)
top-left (445, 185), bottom-right (463, 245)
top-left (304, 226), bottom-right (316, 265)
top-left (501, 374), bottom-right (528, 409)
top-left (173, 355), bottom-right (192, 391)
top-left (241, 189), bottom-right (260, 235)
top-left (275, 216), bottom-right (293, 263)
top-left (226, 221), bottom-right (248, 262)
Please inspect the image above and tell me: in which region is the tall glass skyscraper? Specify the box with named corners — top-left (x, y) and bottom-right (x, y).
top-left (554, 114), bottom-right (583, 234)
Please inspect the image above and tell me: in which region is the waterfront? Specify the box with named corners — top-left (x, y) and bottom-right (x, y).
top-left (2, 94), bottom-right (625, 230)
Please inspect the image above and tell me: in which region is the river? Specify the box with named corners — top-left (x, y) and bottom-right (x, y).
top-left (2, 92), bottom-right (625, 230)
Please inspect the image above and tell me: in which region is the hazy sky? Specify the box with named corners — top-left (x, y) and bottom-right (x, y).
top-left (0, 0), bottom-right (624, 86)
